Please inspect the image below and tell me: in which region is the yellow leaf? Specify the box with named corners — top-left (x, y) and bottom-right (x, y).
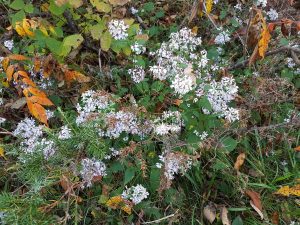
top-left (108, 0), bottom-right (130, 6)
top-left (206, 0), bottom-right (213, 14)
top-left (258, 26), bottom-right (271, 58)
top-left (23, 19), bottom-right (35, 37)
top-left (15, 22), bottom-right (26, 36)
top-left (39, 25), bottom-right (49, 36)
top-left (0, 147), bottom-right (7, 160)
top-left (6, 65), bottom-right (15, 82)
top-left (2, 57), bottom-right (10, 71)
top-left (275, 186), bottom-right (290, 196)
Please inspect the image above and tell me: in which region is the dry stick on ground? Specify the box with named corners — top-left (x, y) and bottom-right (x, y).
top-left (141, 210), bottom-right (179, 224)
top-left (228, 46), bottom-right (300, 70)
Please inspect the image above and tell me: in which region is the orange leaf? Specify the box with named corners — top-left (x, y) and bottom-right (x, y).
top-left (6, 65), bottom-right (15, 82)
top-left (27, 87), bottom-right (46, 97)
top-left (258, 26), bottom-right (271, 58)
top-left (22, 78), bottom-right (37, 87)
top-left (234, 152), bottom-right (246, 171)
top-left (34, 58), bottom-right (41, 73)
top-left (294, 146), bottom-right (300, 151)
top-left (2, 57), bottom-right (10, 71)
top-left (268, 23), bottom-right (277, 32)
top-left (28, 96), bottom-right (54, 106)
top-left (18, 71), bottom-right (29, 78)
top-left (13, 72), bottom-right (19, 81)
top-left (28, 102), bottom-right (48, 125)
top-left (9, 54), bottom-right (28, 61)
top-left (271, 212), bottom-right (279, 225)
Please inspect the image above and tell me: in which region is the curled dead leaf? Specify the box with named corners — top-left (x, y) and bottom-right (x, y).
top-left (234, 152), bottom-right (246, 171)
top-left (245, 190), bottom-right (263, 219)
top-left (203, 204), bottom-right (216, 224)
top-left (220, 206), bottom-right (231, 225)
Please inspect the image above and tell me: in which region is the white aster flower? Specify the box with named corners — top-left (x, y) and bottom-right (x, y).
top-left (267, 8), bottom-right (278, 21)
top-left (108, 20), bottom-right (129, 40)
top-left (256, 0), bottom-right (267, 7)
top-left (131, 42), bottom-right (146, 55)
top-left (4, 40), bottom-right (14, 51)
top-left (58, 125), bottom-right (72, 140)
top-left (215, 30), bottom-right (231, 44)
top-left (122, 184), bottom-right (149, 204)
top-left (80, 158), bottom-right (107, 187)
top-left (0, 117), bottom-right (6, 125)
top-left (128, 66), bottom-right (145, 83)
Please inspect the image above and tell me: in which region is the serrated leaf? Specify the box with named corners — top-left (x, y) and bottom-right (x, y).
top-left (27, 101), bottom-right (48, 125)
top-left (28, 96), bottom-right (54, 106)
top-left (124, 167), bottom-right (135, 185)
top-left (90, 0), bottom-right (111, 13)
top-left (9, 0), bottom-right (25, 10)
top-left (100, 31), bottom-right (112, 51)
top-left (90, 23), bottom-right (105, 40)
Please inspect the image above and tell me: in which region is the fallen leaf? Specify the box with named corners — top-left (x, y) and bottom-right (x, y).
top-left (203, 204), bottom-right (216, 224)
top-left (6, 65), bottom-right (15, 82)
top-left (206, 0), bottom-right (213, 14)
top-left (11, 97), bottom-right (27, 109)
top-left (220, 206), bottom-right (231, 225)
top-left (27, 101), bottom-right (48, 125)
top-left (294, 146), bottom-right (300, 151)
top-left (249, 200), bottom-right (264, 219)
top-left (245, 190), bottom-right (263, 219)
top-left (2, 57), bottom-right (10, 71)
top-left (9, 54), bottom-right (28, 61)
top-left (271, 212), bottom-right (279, 225)
top-left (23, 19), bottom-right (35, 37)
top-left (234, 152), bottom-right (246, 171)
top-left (108, 0), bottom-right (130, 6)
top-left (0, 147), bottom-right (7, 160)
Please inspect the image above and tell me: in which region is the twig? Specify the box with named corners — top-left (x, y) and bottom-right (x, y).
top-left (98, 44), bottom-right (102, 73)
top-left (141, 210), bottom-right (178, 224)
top-left (228, 46), bottom-right (300, 70)
top-left (291, 50), bottom-right (300, 65)
top-left (202, 3), bottom-right (219, 30)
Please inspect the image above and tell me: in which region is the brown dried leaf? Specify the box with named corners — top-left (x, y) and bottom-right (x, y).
top-left (203, 204), bottom-right (216, 224)
top-left (220, 206), bottom-right (231, 225)
top-left (234, 152), bottom-right (246, 171)
top-left (245, 190), bottom-right (263, 219)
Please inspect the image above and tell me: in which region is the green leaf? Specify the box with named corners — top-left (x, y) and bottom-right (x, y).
top-left (61, 34), bottom-right (84, 56)
top-left (24, 4), bottom-right (34, 13)
top-left (122, 45), bottom-right (131, 56)
top-left (100, 31), bottom-right (112, 51)
top-left (143, 2), bottom-right (154, 12)
top-left (11, 10), bottom-right (25, 26)
top-left (90, 0), bottom-right (111, 13)
top-left (90, 23), bottom-right (105, 40)
top-left (49, 0), bottom-right (67, 15)
top-left (150, 168), bottom-right (160, 192)
top-left (222, 137), bottom-right (237, 153)
top-left (232, 216), bottom-right (243, 225)
top-left (46, 37), bottom-right (63, 55)
top-left (124, 167), bottom-right (135, 185)
top-left (151, 81), bottom-right (164, 92)
top-left (9, 0), bottom-right (25, 10)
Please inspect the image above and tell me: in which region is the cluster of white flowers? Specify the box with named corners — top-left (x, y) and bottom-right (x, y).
top-left (153, 111), bottom-right (182, 136)
top-left (157, 151), bottom-right (192, 180)
top-left (234, 3), bottom-right (242, 11)
top-left (4, 40), bottom-right (14, 50)
top-left (128, 66), bottom-right (145, 83)
top-left (205, 77), bottom-right (239, 122)
top-left (0, 117), bottom-right (6, 125)
top-left (76, 90), bottom-right (113, 125)
top-left (104, 147), bottom-right (120, 160)
top-left (267, 8), bottom-right (278, 21)
top-left (58, 125), bottom-right (72, 140)
top-left (80, 158), bottom-right (107, 187)
top-left (215, 30), bottom-right (231, 45)
top-left (108, 20), bottom-right (129, 40)
top-left (287, 57), bottom-right (296, 68)
top-left (46, 110), bottom-right (55, 119)
top-left (0, 98), bottom-right (3, 106)
top-left (122, 184), bottom-right (149, 204)
top-left (130, 7), bottom-right (139, 15)
top-left (256, 0), bottom-right (267, 7)
top-left (39, 138), bottom-right (56, 160)
top-left (131, 42), bottom-right (146, 55)
top-left (149, 28), bottom-right (203, 95)
top-left (105, 111), bottom-right (139, 138)
top-left (13, 118), bottom-right (56, 159)
top-left (193, 130), bottom-right (208, 141)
